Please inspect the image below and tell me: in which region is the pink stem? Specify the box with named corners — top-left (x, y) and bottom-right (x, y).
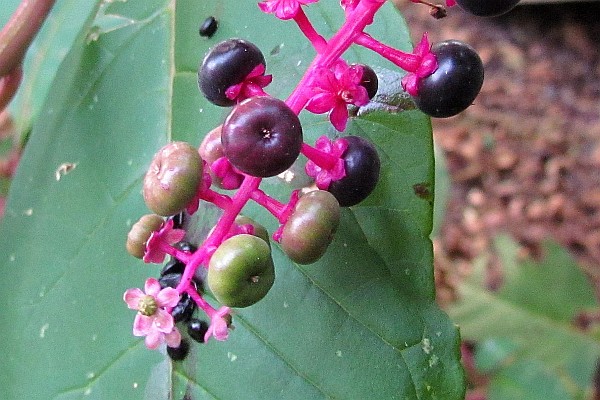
top-left (0, 0), bottom-right (57, 77)
top-left (285, 0), bottom-right (385, 114)
top-left (250, 189), bottom-right (288, 223)
top-left (293, 9), bottom-right (327, 53)
top-left (176, 175), bottom-right (262, 294)
top-left (354, 33), bottom-right (420, 72)
top-left (186, 285), bottom-right (218, 318)
top-left (157, 240), bottom-right (193, 264)
top-left (199, 188), bottom-right (233, 209)
top-left (301, 142), bottom-right (339, 170)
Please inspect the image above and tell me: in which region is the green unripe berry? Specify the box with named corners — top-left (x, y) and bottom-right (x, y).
top-left (126, 214), bottom-right (164, 258)
top-left (143, 142), bottom-right (203, 216)
top-left (280, 190), bottom-right (340, 264)
top-left (208, 234), bottom-right (275, 308)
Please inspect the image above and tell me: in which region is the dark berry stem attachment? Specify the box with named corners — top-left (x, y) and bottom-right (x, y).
top-left (301, 142), bottom-right (340, 171)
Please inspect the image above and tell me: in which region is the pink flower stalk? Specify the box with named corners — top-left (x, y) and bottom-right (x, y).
top-left (305, 62), bottom-right (370, 131)
top-left (304, 136), bottom-right (348, 189)
top-left (143, 219), bottom-right (186, 264)
top-left (400, 33), bottom-right (438, 96)
top-left (225, 64), bottom-right (272, 103)
top-left (205, 306), bottom-right (232, 342)
top-left (258, 0), bottom-right (319, 20)
top-left (124, 278), bottom-right (182, 350)
top-left (210, 157), bottom-right (244, 190)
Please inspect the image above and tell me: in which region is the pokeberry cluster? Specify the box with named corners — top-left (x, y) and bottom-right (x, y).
top-left (123, 0), bottom-right (497, 360)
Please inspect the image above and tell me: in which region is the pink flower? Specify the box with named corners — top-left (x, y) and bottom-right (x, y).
top-left (225, 64), bottom-right (272, 104)
top-left (258, 0), bottom-right (319, 20)
top-left (305, 136), bottom-right (348, 189)
top-left (143, 219), bottom-right (186, 264)
top-left (401, 33), bottom-right (438, 96)
top-left (124, 278), bottom-right (182, 350)
top-left (205, 306), bottom-right (232, 342)
top-left (305, 62), bottom-right (369, 132)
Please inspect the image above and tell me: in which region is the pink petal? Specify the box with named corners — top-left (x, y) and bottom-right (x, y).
top-left (306, 92), bottom-right (337, 114)
top-left (414, 33), bottom-right (431, 58)
top-left (133, 314), bottom-right (153, 336)
top-left (156, 287), bottom-right (180, 308)
top-left (144, 328), bottom-right (164, 350)
top-left (225, 83), bottom-right (242, 100)
top-left (446, 0), bottom-right (456, 6)
top-left (329, 103), bottom-right (349, 132)
top-left (165, 228), bottom-right (186, 245)
top-left (164, 327), bottom-right (182, 348)
top-left (123, 288), bottom-right (144, 310)
top-left (258, 1), bottom-right (278, 14)
top-left (349, 86), bottom-right (369, 106)
top-left (144, 278), bottom-right (162, 297)
top-left (153, 309), bottom-right (175, 333)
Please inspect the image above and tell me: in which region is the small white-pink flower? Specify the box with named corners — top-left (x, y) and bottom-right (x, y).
top-left (124, 277), bottom-right (182, 350)
top-left (204, 306), bottom-right (232, 342)
top-left (258, 0), bottom-right (319, 20)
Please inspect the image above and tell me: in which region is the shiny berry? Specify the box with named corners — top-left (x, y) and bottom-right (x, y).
top-left (328, 136), bottom-right (380, 207)
top-left (413, 40), bottom-right (484, 118)
top-left (167, 339), bottom-right (190, 361)
top-left (126, 214), bottom-right (164, 259)
top-left (221, 96), bottom-right (303, 177)
top-left (158, 273), bottom-right (197, 323)
top-left (187, 318), bottom-right (209, 343)
top-left (199, 16), bottom-right (218, 37)
top-left (280, 190), bottom-right (340, 264)
top-left (198, 39), bottom-right (265, 106)
top-left (199, 125), bottom-right (244, 189)
top-left (208, 234), bottom-right (275, 308)
top-left (143, 142), bottom-right (203, 217)
top-left (455, 0), bottom-right (520, 17)
top-left (354, 64), bottom-right (378, 99)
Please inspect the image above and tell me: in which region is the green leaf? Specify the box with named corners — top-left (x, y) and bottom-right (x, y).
top-left (0, 1), bottom-right (464, 398)
top-left (1, 0), bottom-right (99, 135)
top-left (449, 235), bottom-right (600, 396)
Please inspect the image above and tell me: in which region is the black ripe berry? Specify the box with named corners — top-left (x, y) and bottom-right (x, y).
top-left (199, 16), bottom-right (218, 38)
top-left (413, 40), bottom-right (484, 118)
top-left (355, 64), bottom-right (378, 99)
top-left (187, 318), bottom-right (209, 343)
top-left (221, 96), bottom-right (303, 177)
top-left (158, 273), bottom-right (198, 323)
top-left (198, 39), bottom-right (265, 107)
top-left (455, 0), bottom-right (520, 17)
top-left (167, 339), bottom-right (190, 361)
top-left (328, 136), bottom-right (380, 207)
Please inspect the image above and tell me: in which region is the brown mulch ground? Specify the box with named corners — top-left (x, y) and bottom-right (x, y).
top-left (394, 0), bottom-right (600, 303)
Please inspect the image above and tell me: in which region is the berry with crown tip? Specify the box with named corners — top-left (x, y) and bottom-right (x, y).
top-left (221, 96), bottom-right (303, 177)
top-left (143, 142), bottom-right (203, 217)
top-left (412, 40), bottom-right (484, 118)
top-left (354, 63), bottom-right (378, 99)
top-left (198, 39), bottom-right (265, 106)
top-left (207, 234), bottom-right (275, 308)
top-left (126, 214), bottom-right (164, 259)
top-left (280, 190), bottom-right (340, 264)
top-left (328, 136), bottom-right (380, 207)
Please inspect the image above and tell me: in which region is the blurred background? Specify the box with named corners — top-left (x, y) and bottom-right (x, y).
top-left (393, 0), bottom-right (600, 398)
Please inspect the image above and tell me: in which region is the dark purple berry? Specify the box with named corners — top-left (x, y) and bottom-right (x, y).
top-left (328, 136), bottom-right (380, 207)
top-left (354, 64), bottom-right (378, 99)
top-left (221, 96), bottom-right (303, 177)
top-left (167, 339), bottom-right (190, 361)
top-left (187, 318), bottom-right (209, 343)
top-left (158, 273), bottom-right (198, 323)
top-left (199, 16), bottom-right (218, 37)
top-left (161, 258), bottom-right (185, 276)
top-left (198, 39), bottom-right (265, 107)
top-left (455, 0), bottom-right (520, 17)
top-left (413, 40), bottom-right (484, 118)
top-left (169, 212), bottom-right (186, 230)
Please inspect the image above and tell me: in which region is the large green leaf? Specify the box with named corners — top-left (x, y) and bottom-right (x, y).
top-left (0, 1), bottom-right (464, 398)
top-left (449, 235), bottom-right (600, 398)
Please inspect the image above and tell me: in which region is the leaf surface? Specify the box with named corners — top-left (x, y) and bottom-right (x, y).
top-left (0, 1), bottom-right (464, 399)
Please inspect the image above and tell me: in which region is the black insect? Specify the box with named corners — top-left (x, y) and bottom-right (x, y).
top-left (199, 16), bottom-right (218, 38)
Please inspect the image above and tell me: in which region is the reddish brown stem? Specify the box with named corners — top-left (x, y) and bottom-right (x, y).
top-left (0, 0), bottom-right (56, 77)
top-left (0, 65), bottom-right (22, 111)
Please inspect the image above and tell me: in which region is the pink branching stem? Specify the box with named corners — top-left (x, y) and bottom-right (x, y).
top-left (293, 8), bottom-right (327, 53)
top-left (0, 0), bottom-right (57, 77)
top-left (175, 175), bottom-right (262, 294)
top-left (285, 0), bottom-right (385, 114)
top-left (354, 33), bottom-right (420, 72)
top-left (155, 240), bottom-right (193, 264)
top-left (199, 187), bottom-right (233, 210)
top-left (250, 189), bottom-right (289, 223)
top-left (186, 285), bottom-right (218, 318)
top-left (301, 142), bottom-right (338, 170)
